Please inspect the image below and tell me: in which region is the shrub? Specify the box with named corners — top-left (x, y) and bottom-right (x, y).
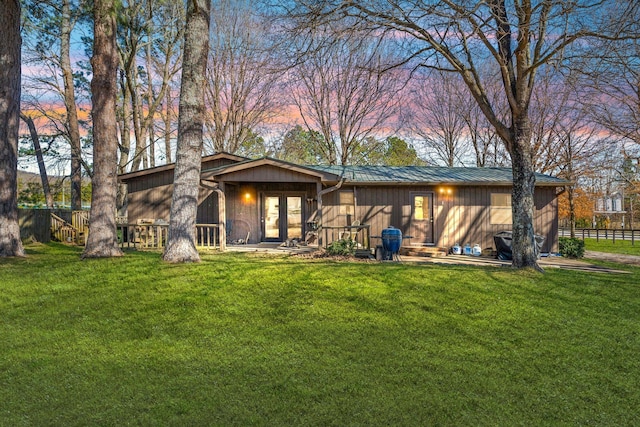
top-left (326, 238), bottom-right (357, 256)
top-left (559, 237), bottom-right (585, 258)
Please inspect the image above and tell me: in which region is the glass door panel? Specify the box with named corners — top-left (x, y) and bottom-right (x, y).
top-left (264, 196), bottom-right (280, 239)
top-left (286, 196), bottom-right (302, 240)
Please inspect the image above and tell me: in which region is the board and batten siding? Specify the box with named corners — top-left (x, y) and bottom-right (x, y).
top-left (217, 165), bottom-right (321, 183)
top-left (321, 185), bottom-right (559, 253)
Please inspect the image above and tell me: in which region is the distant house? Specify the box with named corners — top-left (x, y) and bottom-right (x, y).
top-left (118, 153), bottom-right (567, 253)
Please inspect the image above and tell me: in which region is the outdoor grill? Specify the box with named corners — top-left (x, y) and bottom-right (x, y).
top-left (381, 226), bottom-right (402, 260)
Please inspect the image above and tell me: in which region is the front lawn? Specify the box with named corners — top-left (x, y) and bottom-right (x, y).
top-left (1, 243), bottom-right (639, 425)
top-left (584, 237), bottom-right (640, 256)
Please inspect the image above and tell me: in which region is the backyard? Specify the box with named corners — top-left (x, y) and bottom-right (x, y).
top-left (1, 243), bottom-right (639, 425)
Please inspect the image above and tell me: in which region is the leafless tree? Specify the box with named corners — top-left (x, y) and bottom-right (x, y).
top-left (163, 0), bottom-right (210, 263)
top-left (578, 37), bottom-right (640, 147)
top-left (82, 0), bottom-right (123, 258)
top-left (0, 0), bottom-right (25, 257)
top-left (118, 0), bottom-right (184, 172)
top-left (288, 25), bottom-right (404, 165)
top-left (204, 0), bottom-right (282, 155)
top-left (408, 70), bottom-right (468, 166)
top-left (20, 114), bottom-right (55, 208)
top-left (22, 0), bottom-right (88, 210)
top-left (288, 0), bottom-right (640, 269)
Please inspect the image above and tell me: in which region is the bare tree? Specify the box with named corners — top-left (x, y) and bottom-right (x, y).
top-left (289, 0), bottom-right (640, 269)
top-left (288, 26), bottom-right (403, 165)
top-left (82, 0), bottom-right (123, 258)
top-left (118, 0), bottom-right (184, 172)
top-left (162, 0), bottom-right (210, 263)
top-left (22, 0), bottom-right (88, 210)
top-left (578, 36), bottom-right (640, 147)
top-left (0, 0), bottom-right (25, 257)
top-left (20, 114), bottom-right (55, 208)
top-left (408, 70), bottom-right (468, 166)
top-left (204, 0), bottom-right (282, 155)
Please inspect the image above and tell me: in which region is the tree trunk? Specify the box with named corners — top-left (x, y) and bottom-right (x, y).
top-left (83, 0), bottom-right (123, 258)
top-left (0, 0), bottom-right (25, 257)
top-left (162, 0), bottom-right (210, 263)
top-left (164, 89), bottom-right (173, 163)
top-left (61, 0), bottom-right (83, 211)
top-left (116, 70), bottom-right (131, 214)
top-left (510, 116), bottom-right (540, 269)
top-left (20, 114), bottom-right (54, 208)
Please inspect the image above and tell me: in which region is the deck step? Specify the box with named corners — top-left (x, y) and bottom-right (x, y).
top-left (399, 246), bottom-right (448, 257)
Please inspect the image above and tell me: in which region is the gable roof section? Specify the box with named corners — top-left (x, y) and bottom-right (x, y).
top-left (201, 157), bottom-right (342, 182)
top-left (307, 165), bottom-right (568, 186)
top-left (119, 152), bottom-right (247, 182)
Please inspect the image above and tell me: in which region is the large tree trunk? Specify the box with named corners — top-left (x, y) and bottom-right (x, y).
top-left (162, 0), bottom-right (210, 263)
top-left (0, 0), bottom-right (25, 257)
top-left (20, 114), bottom-right (54, 208)
top-left (510, 116), bottom-right (539, 269)
top-left (61, 0), bottom-right (83, 211)
top-left (83, 0), bottom-right (123, 258)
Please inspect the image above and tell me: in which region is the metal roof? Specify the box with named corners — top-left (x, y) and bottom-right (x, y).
top-left (306, 165), bottom-right (568, 186)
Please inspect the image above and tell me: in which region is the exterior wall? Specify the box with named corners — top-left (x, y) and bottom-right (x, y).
top-left (127, 183), bottom-right (173, 223)
top-left (218, 165), bottom-right (321, 183)
top-left (123, 156), bottom-right (239, 223)
top-left (224, 182), bottom-right (318, 243)
top-left (321, 185), bottom-right (560, 253)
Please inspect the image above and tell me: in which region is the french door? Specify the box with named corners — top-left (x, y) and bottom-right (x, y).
top-left (262, 194), bottom-right (303, 242)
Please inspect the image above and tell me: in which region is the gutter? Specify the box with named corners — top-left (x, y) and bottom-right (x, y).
top-left (316, 176), bottom-right (346, 246)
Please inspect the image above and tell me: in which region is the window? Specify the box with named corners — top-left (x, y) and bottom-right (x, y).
top-left (339, 191), bottom-right (355, 216)
top-left (414, 195), bottom-right (426, 220)
top-left (491, 193), bottom-right (512, 225)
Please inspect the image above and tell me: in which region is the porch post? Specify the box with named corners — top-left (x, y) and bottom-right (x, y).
top-left (317, 181), bottom-right (323, 247)
top-left (215, 182), bottom-right (226, 251)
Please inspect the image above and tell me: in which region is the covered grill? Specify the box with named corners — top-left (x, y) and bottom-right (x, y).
top-left (494, 231), bottom-right (545, 260)
top-left (380, 226), bottom-right (402, 260)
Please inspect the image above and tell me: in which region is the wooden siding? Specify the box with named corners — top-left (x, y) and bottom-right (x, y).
top-left (201, 157), bottom-right (240, 172)
top-left (321, 185), bottom-right (560, 253)
top-left (127, 183), bottom-right (173, 223)
top-left (224, 182), bottom-right (318, 243)
top-left (217, 165), bottom-right (321, 183)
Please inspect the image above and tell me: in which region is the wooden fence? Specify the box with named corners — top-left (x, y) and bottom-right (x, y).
top-left (560, 228), bottom-right (638, 245)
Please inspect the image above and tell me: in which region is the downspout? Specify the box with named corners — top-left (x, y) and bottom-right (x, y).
top-left (317, 176), bottom-right (345, 247)
top-left (200, 180), bottom-right (226, 251)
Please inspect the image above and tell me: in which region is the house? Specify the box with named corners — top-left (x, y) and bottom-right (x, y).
top-left (118, 153), bottom-right (567, 253)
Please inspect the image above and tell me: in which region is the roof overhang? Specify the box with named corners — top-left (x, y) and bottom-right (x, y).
top-left (118, 152), bottom-right (247, 182)
top-left (200, 157), bottom-right (342, 182)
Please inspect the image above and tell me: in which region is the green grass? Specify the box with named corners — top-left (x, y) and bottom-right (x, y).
top-left (2, 243), bottom-right (640, 426)
top-left (584, 237), bottom-right (640, 256)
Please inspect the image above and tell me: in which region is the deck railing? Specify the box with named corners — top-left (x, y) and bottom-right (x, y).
top-left (117, 223), bottom-right (222, 250)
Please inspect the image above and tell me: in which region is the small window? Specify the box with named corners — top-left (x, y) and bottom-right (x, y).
top-left (491, 193), bottom-right (512, 225)
top-left (414, 195), bottom-right (425, 220)
top-left (339, 191), bottom-right (355, 216)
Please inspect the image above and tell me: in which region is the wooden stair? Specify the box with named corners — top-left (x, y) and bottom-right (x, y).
top-left (399, 246), bottom-right (448, 258)
top-left (51, 211), bottom-right (89, 245)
